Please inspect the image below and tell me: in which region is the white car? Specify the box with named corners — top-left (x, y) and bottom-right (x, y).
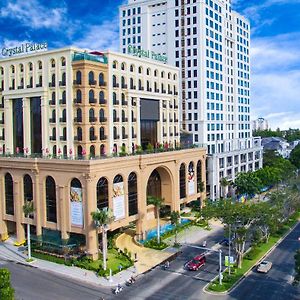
top-left (257, 261), bottom-right (272, 273)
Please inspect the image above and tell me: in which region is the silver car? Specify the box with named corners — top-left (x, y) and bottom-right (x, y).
top-left (257, 261), bottom-right (272, 273)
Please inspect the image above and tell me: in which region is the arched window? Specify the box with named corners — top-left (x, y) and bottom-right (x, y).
top-left (45, 176), bottom-right (57, 222)
top-left (76, 89), bottom-right (82, 102)
top-left (113, 126), bottom-right (118, 139)
top-left (197, 160), bottom-right (202, 193)
top-left (61, 72), bottom-right (66, 85)
top-left (51, 109), bottom-right (56, 122)
top-left (128, 172), bottom-right (138, 216)
top-left (99, 91), bottom-right (105, 104)
top-left (188, 162), bottom-right (195, 194)
top-left (29, 76), bottom-right (33, 87)
top-left (114, 175), bottom-right (123, 184)
top-left (90, 145), bottom-right (95, 158)
top-left (89, 108), bottom-right (95, 122)
top-left (100, 127), bottom-right (105, 140)
top-left (89, 89), bottom-right (95, 103)
top-left (76, 108), bottom-right (82, 122)
top-left (51, 74), bottom-right (55, 86)
top-left (113, 109), bottom-right (117, 122)
top-left (77, 145), bottom-right (83, 157)
top-left (100, 144), bottom-right (105, 156)
top-left (122, 110), bottom-right (126, 122)
top-left (138, 79), bottom-right (142, 90)
top-left (62, 90), bottom-right (66, 102)
top-left (132, 126), bottom-right (135, 138)
top-left (168, 72), bottom-right (171, 79)
top-left (147, 80), bottom-right (150, 91)
top-left (121, 62), bottom-right (126, 70)
top-left (63, 145), bottom-right (67, 157)
top-left (38, 61), bottom-right (42, 70)
top-left (97, 177), bottom-right (109, 209)
top-left (173, 74), bottom-right (177, 81)
top-left (28, 62), bottom-right (33, 71)
top-left (61, 57), bottom-right (66, 66)
top-left (10, 65), bottom-right (15, 74)
top-left (53, 145), bottom-right (57, 156)
top-left (147, 68), bottom-right (151, 76)
top-left (130, 78), bottom-right (134, 89)
top-left (179, 163), bottom-right (186, 199)
top-left (88, 71), bottom-right (95, 85)
top-left (76, 71), bottom-right (81, 84)
top-left (112, 61), bottom-right (118, 69)
top-left (99, 109), bottom-right (105, 122)
top-left (51, 91), bottom-right (56, 104)
top-left (61, 109), bottom-right (66, 122)
top-left (77, 127), bottom-right (82, 140)
top-left (62, 127), bottom-right (67, 140)
top-left (51, 127), bottom-right (56, 140)
top-left (113, 75), bottom-right (117, 87)
top-left (121, 76), bottom-right (126, 88)
top-left (99, 73), bottom-right (104, 86)
top-left (161, 71), bottom-right (165, 78)
top-left (122, 126), bottom-right (126, 139)
top-left (147, 170), bottom-right (161, 199)
top-left (89, 127), bottom-right (95, 140)
top-left (113, 143), bottom-right (117, 153)
top-left (138, 66), bottom-right (142, 74)
top-left (130, 65), bottom-right (134, 72)
top-left (19, 64), bottom-right (24, 72)
top-left (5, 173), bottom-right (14, 215)
top-left (154, 69), bottom-right (158, 77)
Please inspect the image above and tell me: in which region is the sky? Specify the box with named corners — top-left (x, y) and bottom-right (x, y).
top-left (0, 0), bottom-right (299, 130)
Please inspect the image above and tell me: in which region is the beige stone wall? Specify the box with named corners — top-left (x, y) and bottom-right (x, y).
top-left (0, 147), bottom-right (205, 258)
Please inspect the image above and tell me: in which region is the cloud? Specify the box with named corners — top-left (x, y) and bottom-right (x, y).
top-left (0, 0), bottom-right (67, 30)
top-left (74, 18), bottom-right (120, 51)
top-left (250, 33), bottom-right (300, 130)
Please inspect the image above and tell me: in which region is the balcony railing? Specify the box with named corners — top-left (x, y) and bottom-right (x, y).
top-left (99, 81), bottom-right (106, 87)
top-left (73, 79), bottom-right (81, 85)
top-left (89, 80), bottom-right (97, 86)
top-left (49, 82), bottom-right (55, 88)
top-left (49, 118), bottom-right (56, 123)
top-left (59, 81), bottom-right (66, 87)
top-left (90, 136), bottom-right (97, 141)
top-left (113, 100), bottom-right (120, 105)
top-left (122, 117), bottom-right (128, 122)
top-left (89, 117), bottom-right (97, 123)
top-left (49, 136), bottom-right (56, 141)
top-left (60, 136), bottom-right (67, 141)
top-left (122, 100), bottom-right (128, 106)
top-left (113, 117), bottom-right (120, 122)
top-left (74, 98), bottom-right (82, 104)
top-left (49, 100), bottom-right (55, 106)
top-left (89, 98), bottom-right (97, 104)
top-left (59, 117), bottom-right (66, 123)
top-left (99, 99), bottom-right (107, 105)
top-left (100, 117), bottom-right (107, 123)
top-left (74, 117), bottom-right (82, 123)
top-left (59, 99), bottom-right (66, 105)
top-left (74, 136), bottom-right (82, 141)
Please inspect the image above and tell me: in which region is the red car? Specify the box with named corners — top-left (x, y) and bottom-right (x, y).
top-left (187, 254), bottom-right (206, 271)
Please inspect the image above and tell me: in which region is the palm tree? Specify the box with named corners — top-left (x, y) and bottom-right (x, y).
top-left (23, 201), bottom-right (35, 260)
top-left (147, 196), bottom-right (165, 244)
top-left (170, 211), bottom-right (180, 245)
top-left (91, 208), bottom-right (114, 270)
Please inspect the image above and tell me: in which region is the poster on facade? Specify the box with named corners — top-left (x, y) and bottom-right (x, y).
top-left (70, 187), bottom-right (84, 227)
top-left (113, 181), bottom-right (125, 220)
top-left (188, 165), bottom-right (195, 195)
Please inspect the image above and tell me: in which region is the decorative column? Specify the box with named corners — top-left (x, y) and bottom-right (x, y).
top-left (32, 171), bottom-right (42, 239)
top-left (171, 162), bottom-right (180, 212)
top-left (59, 185), bottom-right (69, 243)
top-left (0, 175), bottom-right (8, 240)
top-left (14, 178), bottom-right (25, 243)
top-left (22, 97), bottom-right (31, 154)
top-left (84, 174), bottom-right (98, 260)
top-left (41, 94), bottom-right (48, 155)
top-left (136, 166), bottom-right (147, 241)
top-left (4, 98), bottom-right (13, 153)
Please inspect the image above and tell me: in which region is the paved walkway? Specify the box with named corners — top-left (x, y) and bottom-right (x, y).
top-left (0, 219), bottom-right (224, 288)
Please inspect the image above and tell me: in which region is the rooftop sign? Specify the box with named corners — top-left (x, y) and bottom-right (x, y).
top-left (1, 42), bottom-right (48, 57)
top-left (127, 45), bottom-right (167, 64)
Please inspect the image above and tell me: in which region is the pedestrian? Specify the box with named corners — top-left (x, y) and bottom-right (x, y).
top-left (203, 240), bottom-right (207, 247)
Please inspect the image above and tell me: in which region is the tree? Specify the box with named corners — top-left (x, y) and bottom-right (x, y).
top-left (147, 196), bottom-right (165, 244)
top-left (91, 208), bottom-right (114, 269)
top-left (170, 211), bottom-right (180, 245)
top-left (0, 268), bottom-right (14, 300)
top-left (294, 250), bottom-right (300, 285)
top-left (220, 177), bottom-right (230, 198)
top-left (255, 166), bottom-right (281, 188)
top-left (23, 200), bottom-right (35, 261)
top-left (290, 144), bottom-right (300, 169)
top-left (234, 172), bottom-right (262, 197)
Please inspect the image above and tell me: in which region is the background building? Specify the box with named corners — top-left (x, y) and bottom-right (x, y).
top-left (120, 0), bottom-right (263, 199)
top-left (0, 47), bottom-right (206, 259)
top-left (252, 117), bottom-right (269, 131)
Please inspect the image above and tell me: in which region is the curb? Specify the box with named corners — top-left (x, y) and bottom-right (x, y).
top-left (203, 220), bottom-right (300, 295)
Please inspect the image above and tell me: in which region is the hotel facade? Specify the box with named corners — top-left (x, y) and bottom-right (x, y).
top-left (0, 47), bottom-right (206, 258)
top-left (120, 0), bottom-right (263, 200)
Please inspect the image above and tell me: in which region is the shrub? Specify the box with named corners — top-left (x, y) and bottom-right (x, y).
top-left (144, 239), bottom-right (168, 250)
top-left (0, 269), bottom-right (14, 300)
top-left (244, 247), bottom-right (261, 260)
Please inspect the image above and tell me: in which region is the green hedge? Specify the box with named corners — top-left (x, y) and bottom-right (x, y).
top-left (144, 239), bottom-right (168, 250)
top-left (0, 269), bottom-right (14, 300)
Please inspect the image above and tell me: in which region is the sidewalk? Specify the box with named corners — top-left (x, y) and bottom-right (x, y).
top-left (0, 219), bottom-right (224, 288)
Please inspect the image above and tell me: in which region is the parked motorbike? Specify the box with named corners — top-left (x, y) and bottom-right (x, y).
top-left (113, 284), bottom-right (123, 294)
top-left (126, 276), bottom-right (136, 286)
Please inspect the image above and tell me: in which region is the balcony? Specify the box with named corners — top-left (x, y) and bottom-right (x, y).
top-left (113, 100), bottom-right (120, 105)
top-left (49, 118), bottom-right (56, 123)
top-left (132, 101), bottom-right (136, 106)
top-left (74, 98), bottom-right (82, 104)
top-left (99, 81), bottom-right (106, 87)
top-left (113, 117), bottom-right (120, 122)
top-left (0, 103), bottom-right (4, 108)
top-left (113, 83), bottom-right (120, 88)
top-left (147, 88), bottom-right (152, 92)
top-left (49, 82), bottom-right (55, 88)
top-left (121, 100), bottom-right (128, 106)
top-left (59, 81), bottom-right (66, 87)
top-left (73, 79), bottom-right (81, 85)
top-left (155, 89), bottom-right (160, 93)
top-left (9, 87), bottom-right (14, 90)
top-left (99, 99), bottom-right (107, 105)
top-left (99, 117), bottom-right (107, 123)
top-left (168, 91), bottom-right (173, 95)
top-left (163, 118), bottom-right (167, 122)
top-left (174, 91), bottom-right (178, 96)
top-left (122, 117), bottom-right (128, 122)
top-left (17, 85), bottom-right (24, 89)
top-left (132, 134), bottom-right (137, 139)
top-left (170, 119), bottom-right (173, 122)
top-left (0, 119), bottom-right (4, 125)
top-left (122, 134), bottom-right (128, 139)
top-left (49, 100), bottom-right (56, 106)
top-left (121, 84), bottom-right (128, 89)
top-left (100, 135), bottom-right (107, 140)
top-left (89, 80), bottom-right (97, 86)
top-left (59, 99), bottom-right (66, 105)
top-left (130, 85), bottom-right (136, 90)
top-left (163, 104), bottom-right (167, 108)
top-left (60, 136), bottom-right (67, 141)
top-left (174, 105), bottom-right (178, 109)
top-left (27, 84), bottom-right (33, 89)
top-left (90, 135), bottom-right (98, 141)
top-left (74, 117), bottom-right (82, 123)
top-left (49, 136), bottom-right (56, 141)
top-left (89, 98), bottom-right (97, 104)
top-left (132, 118), bottom-right (137, 122)
top-left (114, 135), bottom-right (120, 139)
top-left (36, 83), bottom-right (42, 88)
top-left (89, 117), bottom-right (97, 123)
top-left (162, 90), bottom-right (166, 94)
top-left (163, 133), bottom-right (167, 137)
top-left (138, 86), bottom-right (144, 91)
top-left (59, 117), bottom-right (66, 123)
top-left (74, 136), bottom-right (82, 141)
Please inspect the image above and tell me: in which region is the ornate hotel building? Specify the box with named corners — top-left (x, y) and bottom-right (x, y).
top-left (0, 47), bottom-right (206, 258)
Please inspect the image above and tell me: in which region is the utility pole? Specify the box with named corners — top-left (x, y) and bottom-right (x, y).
top-left (228, 224), bottom-right (231, 275)
top-left (219, 250), bottom-right (222, 285)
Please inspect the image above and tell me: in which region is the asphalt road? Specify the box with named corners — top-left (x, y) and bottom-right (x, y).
top-left (3, 223), bottom-right (300, 300)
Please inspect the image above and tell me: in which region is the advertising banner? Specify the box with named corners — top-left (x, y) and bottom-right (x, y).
top-left (70, 187), bottom-right (83, 227)
top-left (188, 165), bottom-right (195, 195)
top-left (113, 182), bottom-right (125, 220)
